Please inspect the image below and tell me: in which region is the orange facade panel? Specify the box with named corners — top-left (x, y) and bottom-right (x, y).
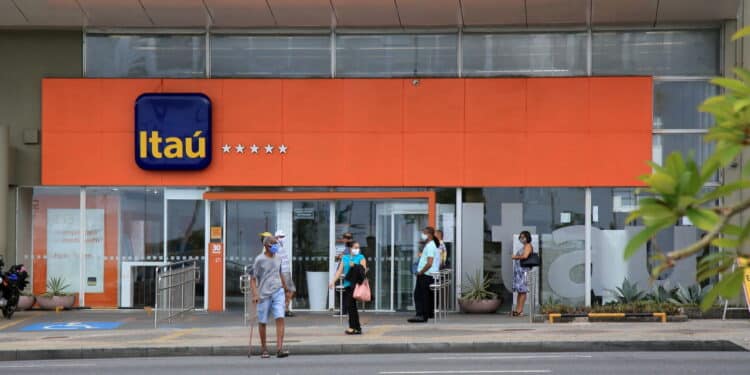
top-left (42, 77), bottom-right (651, 187)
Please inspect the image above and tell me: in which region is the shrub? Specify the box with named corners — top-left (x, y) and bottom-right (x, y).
top-left (608, 278), bottom-right (647, 303)
top-left (646, 284), bottom-right (679, 304)
top-left (669, 284), bottom-right (709, 306)
top-left (591, 301), bottom-right (681, 315)
top-left (460, 271), bottom-right (498, 301)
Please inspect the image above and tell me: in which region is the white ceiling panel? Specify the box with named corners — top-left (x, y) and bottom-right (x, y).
top-left (658, 0), bottom-right (739, 24)
top-left (526, 0), bottom-right (587, 25)
top-left (140, 0), bottom-right (209, 27)
top-left (461, 0), bottom-right (525, 26)
top-left (205, 0), bottom-right (275, 28)
top-left (0, 0), bottom-right (27, 25)
top-left (78, 0), bottom-right (151, 27)
top-left (592, 0), bottom-right (657, 25)
top-left (13, 0), bottom-right (85, 26)
top-left (333, 0), bottom-right (399, 27)
top-left (397, 0), bottom-right (459, 27)
top-left (268, 0), bottom-right (331, 27)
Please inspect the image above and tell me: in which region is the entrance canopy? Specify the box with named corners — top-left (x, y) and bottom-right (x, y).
top-left (0, 0), bottom-right (738, 29)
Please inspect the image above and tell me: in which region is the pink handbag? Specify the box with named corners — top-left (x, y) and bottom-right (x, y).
top-left (353, 279), bottom-right (371, 302)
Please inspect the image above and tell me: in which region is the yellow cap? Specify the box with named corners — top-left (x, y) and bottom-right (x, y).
top-left (259, 231), bottom-right (273, 238)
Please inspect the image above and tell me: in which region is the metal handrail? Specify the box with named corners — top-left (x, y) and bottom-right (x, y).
top-left (154, 260), bottom-right (199, 328)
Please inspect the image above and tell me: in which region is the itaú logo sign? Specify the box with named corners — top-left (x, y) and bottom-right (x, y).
top-left (135, 93), bottom-right (212, 171)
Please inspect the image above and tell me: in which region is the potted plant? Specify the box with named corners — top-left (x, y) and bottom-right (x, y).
top-left (36, 276), bottom-right (76, 310)
top-left (458, 271), bottom-right (502, 313)
top-left (17, 291), bottom-right (35, 311)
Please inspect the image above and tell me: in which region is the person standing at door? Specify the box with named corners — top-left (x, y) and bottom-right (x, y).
top-left (275, 229), bottom-right (296, 317)
top-left (408, 226), bottom-right (440, 323)
top-left (250, 236), bottom-right (289, 358)
top-left (511, 231), bottom-right (533, 317)
top-left (329, 241), bottom-right (367, 334)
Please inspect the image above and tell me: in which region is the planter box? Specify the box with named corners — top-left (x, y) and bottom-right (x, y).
top-left (17, 296), bottom-right (35, 311)
top-left (458, 298), bottom-right (502, 314)
top-left (36, 295), bottom-right (75, 310)
top-left (682, 306), bottom-right (750, 319)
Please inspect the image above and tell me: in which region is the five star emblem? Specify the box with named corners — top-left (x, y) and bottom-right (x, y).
top-left (222, 142), bottom-right (288, 155)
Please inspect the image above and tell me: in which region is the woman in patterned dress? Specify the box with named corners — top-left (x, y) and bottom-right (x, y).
top-left (511, 231), bottom-right (533, 316)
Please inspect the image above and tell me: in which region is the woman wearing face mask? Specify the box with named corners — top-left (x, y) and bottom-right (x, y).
top-left (510, 231), bottom-right (533, 316)
top-left (329, 241), bottom-right (367, 334)
top-left (409, 227), bottom-right (441, 323)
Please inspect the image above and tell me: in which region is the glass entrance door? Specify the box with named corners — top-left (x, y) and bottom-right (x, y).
top-left (376, 202), bottom-right (428, 311)
top-left (165, 189), bottom-right (206, 309)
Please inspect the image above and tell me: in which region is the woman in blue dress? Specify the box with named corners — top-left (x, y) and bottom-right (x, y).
top-left (511, 231), bottom-right (533, 317)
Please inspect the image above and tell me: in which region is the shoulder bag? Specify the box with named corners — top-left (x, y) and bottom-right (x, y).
top-left (520, 247), bottom-right (541, 268)
top-left (353, 278), bottom-right (371, 302)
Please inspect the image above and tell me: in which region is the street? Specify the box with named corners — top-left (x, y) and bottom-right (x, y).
top-left (2, 352), bottom-right (749, 375)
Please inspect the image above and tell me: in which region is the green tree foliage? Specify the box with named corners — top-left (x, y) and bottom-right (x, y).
top-left (625, 27), bottom-right (750, 310)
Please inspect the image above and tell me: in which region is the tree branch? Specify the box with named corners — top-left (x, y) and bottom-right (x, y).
top-left (665, 195), bottom-right (750, 263)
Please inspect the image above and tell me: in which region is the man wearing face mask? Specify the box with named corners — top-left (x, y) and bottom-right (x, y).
top-left (408, 226), bottom-right (440, 323)
top-left (274, 230), bottom-right (296, 317)
top-left (250, 236), bottom-right (289, 358)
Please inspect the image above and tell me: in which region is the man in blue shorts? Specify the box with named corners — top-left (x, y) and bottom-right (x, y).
top-left (250, 236), bottom-right (289, 358)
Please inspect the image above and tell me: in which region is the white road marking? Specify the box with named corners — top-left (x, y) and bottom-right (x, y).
top-left (4, 364), bottom-right (97, 368)
top-left (380, 371), bottom-right (551, 374)
top-left (428, 355), bottom-right (593, 360)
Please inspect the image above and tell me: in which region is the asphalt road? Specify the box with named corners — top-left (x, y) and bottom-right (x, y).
top-left (2, 352), bottom-right (749, 375)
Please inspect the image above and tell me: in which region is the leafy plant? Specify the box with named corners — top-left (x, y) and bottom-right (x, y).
top-left (669, 284), bottom-right (709, 306)
top-left (608, 278), bottom-right (647, 303)
top-left (45, 276), bottom-right (71, 297)
top-left (460, 271), bottom-right (497, 301)
top-left (646, 284), bottom-right (679, 304)
top-left (625, 26), bottom-right (750, 311)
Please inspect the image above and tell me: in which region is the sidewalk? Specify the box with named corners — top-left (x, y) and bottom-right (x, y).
top-left (0, 309), bottom-right (747, 361)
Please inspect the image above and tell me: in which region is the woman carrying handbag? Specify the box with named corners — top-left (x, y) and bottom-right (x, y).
top-left (329, 241), bottom-right (367, 335)
top-left (510, 231), bottom-right (537, 317)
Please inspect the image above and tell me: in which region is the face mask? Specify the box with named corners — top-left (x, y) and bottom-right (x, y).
top-left (519, 237), bottom-right (526, 244)
top-left (277, 238), bottom-right (285, 246)
top-left (351, 248), bottom-right (360, 256)
top-left (420, 233), bottom-right (428, 241)
top-left (269, 244), bottom-right (280, 254)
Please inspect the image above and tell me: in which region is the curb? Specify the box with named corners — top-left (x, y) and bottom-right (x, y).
top-left (0, 340), bottom-right (745, 361)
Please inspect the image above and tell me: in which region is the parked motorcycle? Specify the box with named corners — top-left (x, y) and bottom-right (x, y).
top-left (0, 260), bottom-right (29, 319)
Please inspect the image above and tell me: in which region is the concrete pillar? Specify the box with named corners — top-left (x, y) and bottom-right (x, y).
top-left (0, 126), bottom-right (8, 264)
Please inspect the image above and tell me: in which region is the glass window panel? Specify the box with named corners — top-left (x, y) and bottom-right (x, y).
top-left (292, 201), bottom-right (330, 310)
top-left (653, 134), bottom-right (715, 179)
top-left (462, 33), bottom-right (587, 77)
top-left (654, 80), bottom-right (718, 130)
top-left (210, 35), bottom-right (331, 77)
top-left (30, 187), bottom-right (81, 297)
top-left (592, 30), bottom-right (720, 76)
top-left (465, 188), bottom-right (585, 307)
top-left (225, 201), bottom-right (277, 310)
top-left (86, 34), bottom-right (206, 78)
top-left (336, 34), bottom-right (457, 77)
top-left (590, 188), bottom-right (715, 304)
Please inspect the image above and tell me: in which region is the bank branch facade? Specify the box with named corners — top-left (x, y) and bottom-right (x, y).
top-left (1, 0), bottom-right (743, 312)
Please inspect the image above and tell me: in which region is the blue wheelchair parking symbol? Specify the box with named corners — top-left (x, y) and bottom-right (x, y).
top-left (22, 322), bottom-right (122, 331)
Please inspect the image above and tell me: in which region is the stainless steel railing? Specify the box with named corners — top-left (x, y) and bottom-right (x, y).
top-left (240, 264), bottom-right (256, 326)
top-left (154, 260), bottom-right (200, 328)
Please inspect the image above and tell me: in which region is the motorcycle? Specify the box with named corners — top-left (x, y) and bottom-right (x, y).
top-left (0, 260), bottom-right (29, 319)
